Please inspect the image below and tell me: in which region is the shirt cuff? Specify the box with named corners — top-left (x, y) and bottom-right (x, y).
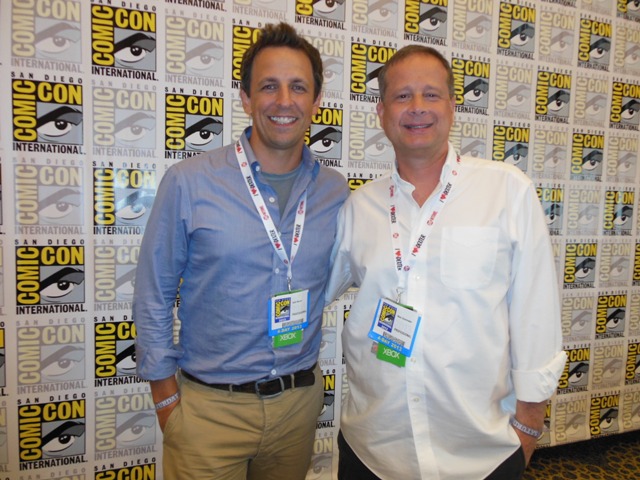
top-left (512, 351), bottom-right (568, 402)
top-left (135, 341), bottom-right (183, 381)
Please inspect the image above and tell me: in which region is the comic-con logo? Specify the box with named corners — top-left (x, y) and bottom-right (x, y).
top-left (452, 57), bottom-right (490, 115)
top-left (308, 106), bottom-right (343, 167)
top-left (634, 241), bottom-right (640, 287)
top-left (590, 393), bottom-right (619, 437)
top-left (93, 166), bottom-right (157, 234)
top-left (570, 131), bottom-right (604, 181)
top-left (622, 388), bottom-right (640, 430)
top-left (17, 324), bottom-right (85, 387)
top-left (536, 185), bottom-right (564, 235)
top-left (554, 397), bottom-right (588, 444)
top-left (95, 244), bottom-right (139, 304)
top-left (450, 117), bottom-right (488, 159)
top-left (538, 8), bottom-right (575, 65)
top-left (96, 463), bottom-right (156, 480)
top-left (317, 372), bottom-right (336, 427)
top-left (166, 15), bottom-right (224, 81)
top-left (531, 126), bottom-right (568, 179)
top-left (566, 186), bottom-right (600, 236)
top-left (231, 25), bottom-right (260, 90)
top-left (563, 241), bottom-right (597, 289)
top-left (309, 433), bottom-right (334, 480)
top-left (295, 0), bottom-right (347, 24)
top-left (599, 241), bottom-right (633, 288)
top-left (596, 293), bottom-right (626, 339)
top-left (577, 17), bottom-right (611, 71)
top-left (12, 79), bottom-right (83, 150)
top-left (561, 295), bottom-right (594, 342)
top-left (165, 93), bottom-right (224, 159)
top-left (303, 33), bottom-right (345, 98)
top-left (350, 42), bottom-right (396, 101)
top-left (626, 341), bottom-right (640, 385)
top-left (18, 399), bottom-right (86, 465)
top-left (15, 245), bottom-right (85, 314)
top-left (95, 393), bottom-right (156, 454)
top-left (348, 108), bottom-right (393, 168)
top-left (558, 346), bottom-right (590, 393)
top-left (404, 0), bottom-right (448, 45)
top-left (492, 124), bottom-right (529, 172)
top-left (607, 133), bottom-right (639, 183)
top-left (91, 4), bottom-right (157, 77)
top-left (351, 0), bottom-right (398, 35)
top-left (94, 319), bottom-right (139, 386)
top-left (93, 86), bottom-right (156, 153)
top-left (497, 1), bottom-right (536, 59)
top-left (494, 62), bottom-right (532, 119)
top-left (603, 189), bottom-right (634, 236)
top-left (451, 0), bottom-right (492, 51)
top-left (618, 0), bottom-right (640, 22)
top-left (573, 74), bottom-right (608, 127)
top-left (14, 164), bottom-right (83, 230)
top-left (11, 0), bottom-right (82, 64)
top-left (613, 24), bottom-right (640, 76)
top-left (534, 69), bottom-right (571, 123)
top-left (347, 175), bottom-right (373, 191)
top-left (609, 80), bottom-right (640, 131)
top-left (592, 342), bottom-right (625, 389)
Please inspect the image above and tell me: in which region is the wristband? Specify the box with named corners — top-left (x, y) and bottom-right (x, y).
top-left (155, 391), bottom-right (180, 410)
top-left (510, 417), bottom-right (543, 438)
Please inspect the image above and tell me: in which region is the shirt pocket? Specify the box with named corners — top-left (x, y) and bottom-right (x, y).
top-left (440, 227), bottom-right (499, 289)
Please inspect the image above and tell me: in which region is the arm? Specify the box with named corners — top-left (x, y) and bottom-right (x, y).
top-left (324, 203), bottom-right (356, 304)
top-left (151, 376), bottom-right (180, 432)
top-left (513, 400), bottom-right (546, 464)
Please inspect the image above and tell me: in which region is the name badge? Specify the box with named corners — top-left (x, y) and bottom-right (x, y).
top-left (368, 298), bottom-right (421, 358)
top-left (269, 289), bottom-right (309, 347)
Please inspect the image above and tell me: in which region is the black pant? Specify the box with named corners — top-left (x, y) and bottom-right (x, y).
top-left (337, 430), bottom-right (526, 480)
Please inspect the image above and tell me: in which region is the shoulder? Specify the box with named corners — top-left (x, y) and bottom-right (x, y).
top-left (461, 156), bottom-right (533, 187)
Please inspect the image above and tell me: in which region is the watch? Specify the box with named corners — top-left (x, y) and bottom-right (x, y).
top-left (510, 417), bottom-right (544, 439)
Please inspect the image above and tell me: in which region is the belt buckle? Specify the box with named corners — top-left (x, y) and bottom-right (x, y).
top-left (255, 377), bottom-right (285, 399)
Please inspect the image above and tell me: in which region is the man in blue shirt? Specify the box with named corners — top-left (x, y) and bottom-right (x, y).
top-left (133, 22), bottom-right (348, 480)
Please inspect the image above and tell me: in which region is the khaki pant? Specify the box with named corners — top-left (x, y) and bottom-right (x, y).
top-left (162, 367), bottom-right (324, 480)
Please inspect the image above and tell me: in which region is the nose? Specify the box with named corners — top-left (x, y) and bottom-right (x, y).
top-left (409, 96), bottom-right (427, 114)
top-left (276, 87), bottom-right (294, 106)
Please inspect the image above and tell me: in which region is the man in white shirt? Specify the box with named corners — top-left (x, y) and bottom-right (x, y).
top-left (326, 45), bottom-right (567, 480)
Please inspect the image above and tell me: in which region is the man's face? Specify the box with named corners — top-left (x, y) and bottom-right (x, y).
top-left (240, 47), bottom-right (320, 159)
top-left (376, 54), bottom-right (455, 161)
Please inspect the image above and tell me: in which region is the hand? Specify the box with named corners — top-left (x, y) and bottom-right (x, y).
top-left (156, 398), bottom-right (180, 433)
top-left (513, 427), bottom-right (538, 465)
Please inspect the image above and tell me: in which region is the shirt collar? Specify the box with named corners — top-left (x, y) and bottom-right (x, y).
top-left (391, 142), bottom-right (460, 190)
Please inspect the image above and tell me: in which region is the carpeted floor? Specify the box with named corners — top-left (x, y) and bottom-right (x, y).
top-left (523, 430), bottom-right (640, 479)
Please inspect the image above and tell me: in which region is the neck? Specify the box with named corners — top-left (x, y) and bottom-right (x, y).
top-left (248, 138), bottom-right (304, 175)
top-left (397, 151), bottom-right (447, 207)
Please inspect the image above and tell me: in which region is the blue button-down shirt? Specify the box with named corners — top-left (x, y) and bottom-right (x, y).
top-left (133, 129), bottom-right (348, 383)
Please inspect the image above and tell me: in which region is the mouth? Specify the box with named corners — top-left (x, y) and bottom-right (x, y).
top-left (270, 116), bottom-right (297, 125)
top-left (404, 122), bottom-right (432, 130)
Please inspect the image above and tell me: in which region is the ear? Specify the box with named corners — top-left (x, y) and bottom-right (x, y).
top-left (311, 92), bottom-right (321, 116)
top-left (376, 99), bottom-right (384, 121)
top-left (240, 88), bottom-right (251, 116)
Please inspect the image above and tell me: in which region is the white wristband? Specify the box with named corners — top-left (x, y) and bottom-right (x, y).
top-left (510, 417), bottom-right (543, 438)
top-left (155, 391), bottom-right (180, 410)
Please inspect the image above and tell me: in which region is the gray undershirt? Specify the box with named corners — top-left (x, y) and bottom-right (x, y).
top-left (261, 164), bottom-right (302, 217)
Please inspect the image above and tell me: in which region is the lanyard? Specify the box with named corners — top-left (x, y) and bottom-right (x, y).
top-left (235, 140), bottom-right (307, 291)
top-left (388, 156), bottom-right (461, 301)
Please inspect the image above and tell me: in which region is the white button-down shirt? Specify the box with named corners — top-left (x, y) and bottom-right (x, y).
top-left (327, 145), bottom-right (567, 479)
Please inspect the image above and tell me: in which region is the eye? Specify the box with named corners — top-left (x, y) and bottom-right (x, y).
top-left (309, 127), bottom-right (342, 155)
top-left (506, 85), bottom-right (530, 108)
top-left (463, 79), bottom-right (488, 103)
top-left (466, 15), bottom-right (491, 40)
top-left (420, 7), bottom-right (447, 32)
top-left (115, 112), bottom-right (155, 144)
top-left (566, 415), bottom-right (584, 436)
top-left (547, 90), bottom-right (569, 112)
top-left (116, 412), bottom-right (155, 446)
top-left (545, 203), bottom-right (561, 225)
top-left (186, 42), bottom-right (223, 73)
top-left (616, 153), bottom-right (635, 173)
top-left (582, 150), bottom-right (602, 171)
top-left (621, 99), bottom-right (639, 121)
top-left (461, 139), bottom-right (485, 158)
top-left (505, 143), bottom-right (528, 166)
top-left (313, 0), bottom-right (341, 14)
top-left (589, 38), bottom-right (610, 60)
top-left (323, 58), bottom-right (343, 85)
top-left (550, 31), bottom-right (573, 53)
top-left (185, 118), bottom-right (223, 150)
top-left (571, 312), bottom-right (590, 332)
top-left (606, 309), bottom-right (625, 329)
top-left (578, 206), bottom-right (597, 225)
top-left (39, 188), bottom-right (81, 221)
top-left (603, 359), bottom-right (622, 378)
top-left (629, 0), bottom-right (640, 12)
top-left (575, 258), bottom-right (595, 279)
top-left (585, 95), bottom-right (606, 116)
top-left (599, 409), bottom-right (618, 430)
top-left (35, 22), bottom-right (81, 57)
top-left (40, 267), bottom-right (85, 300)
top-left (568, 362), bottom-right (588, 384)
top-left (42, 421), bottom-right (85, 456)
top-left (364, 131), bottom-right (391, 159)
top-left (369, 1), bottom-right (397, 25)
top-left (41, 345), bottom-right (84, 378)
top-left (624, 45), bottom-right (640, 65)
top-left (610, 258), bottom-right (629, 276)
top-left (308, 454), bottom-right (332, 480)
top-left (510, 23), bottom-right (534, 47)
top-left (37, 106), bottom-right (83, 139)
top-left (366, 66), bottom-right (382, 94)
top-left (114, 33), bottom-right (156, 66)
top-left (544, 147), bottom-right (565, 167)
top-left (116, 343), bottom-right (137, 374)
top-left (116, 268), bottom-right (136, 300)
top-left (320, 329), bottom-right (336, 353)
top-left (116, 190), bottom-right (155, 221)
top-left (613, 206), bottom-right (632, 226)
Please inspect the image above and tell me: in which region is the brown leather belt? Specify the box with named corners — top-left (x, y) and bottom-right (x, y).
top-left (182, 364), bottom-right (316, 399)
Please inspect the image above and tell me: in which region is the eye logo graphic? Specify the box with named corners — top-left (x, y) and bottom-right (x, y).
top-left (309, 106), bottom-right (343, 163)
top-left (94, 320), bottom-right (138, 384)
top-left (563, 242), bottom-right (597, 289)
top-left (296, 0), bottom-right (346, 22)
top-left (590, 394), bottom-right (620, 437)
top-left (452, 58), bottom-right (490, 115)
top-left (318, 373), bottom-right (336, 424)
top-left (350, 43), bottom-right (396, 101)
top-left (577, 18), bottom-right (611, 71)
top-left (538, 9), bottom-right (575, 65)
top-left (404, 0), bottom-right (449, 44)
top-left (165, 94), bottom-right (224, 156)
top-left (603, 190), bottom-right (635, 236)
top-left (497, 2), bottom-right (536, 59)
top-left (166, 16), bottom-right (224, 79)
top-left (452, 0), bottom-right (493, 51)
top-left (558, 347), bottom-right (590, 393)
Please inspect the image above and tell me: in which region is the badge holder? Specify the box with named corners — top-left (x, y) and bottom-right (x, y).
top-left (269, 289), bottom-right (310, 348)
top-left (369, 298), bottom-right (421, 367)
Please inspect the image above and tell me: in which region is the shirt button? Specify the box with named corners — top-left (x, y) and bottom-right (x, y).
top-left (275, 268), bottom-right (280, 274)
top-left (269, 197), bottom-right (276, 203)
top-left (413, 397), bottom-right (420, 403)
top-left (271, 369), bottom-right (277, 375)
top-left (256, 165), bottom-right (261, 171)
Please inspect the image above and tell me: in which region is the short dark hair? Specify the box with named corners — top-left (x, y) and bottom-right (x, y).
top-left (378, 45), bottom-right (454, 101)
top-left (240, 22), bottom-right (323, 100)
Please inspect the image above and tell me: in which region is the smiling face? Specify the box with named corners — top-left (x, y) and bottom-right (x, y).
top-left (240, 46), bottom-right (321, 172)
top-left (376, 53), bottom-right (455, 164)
